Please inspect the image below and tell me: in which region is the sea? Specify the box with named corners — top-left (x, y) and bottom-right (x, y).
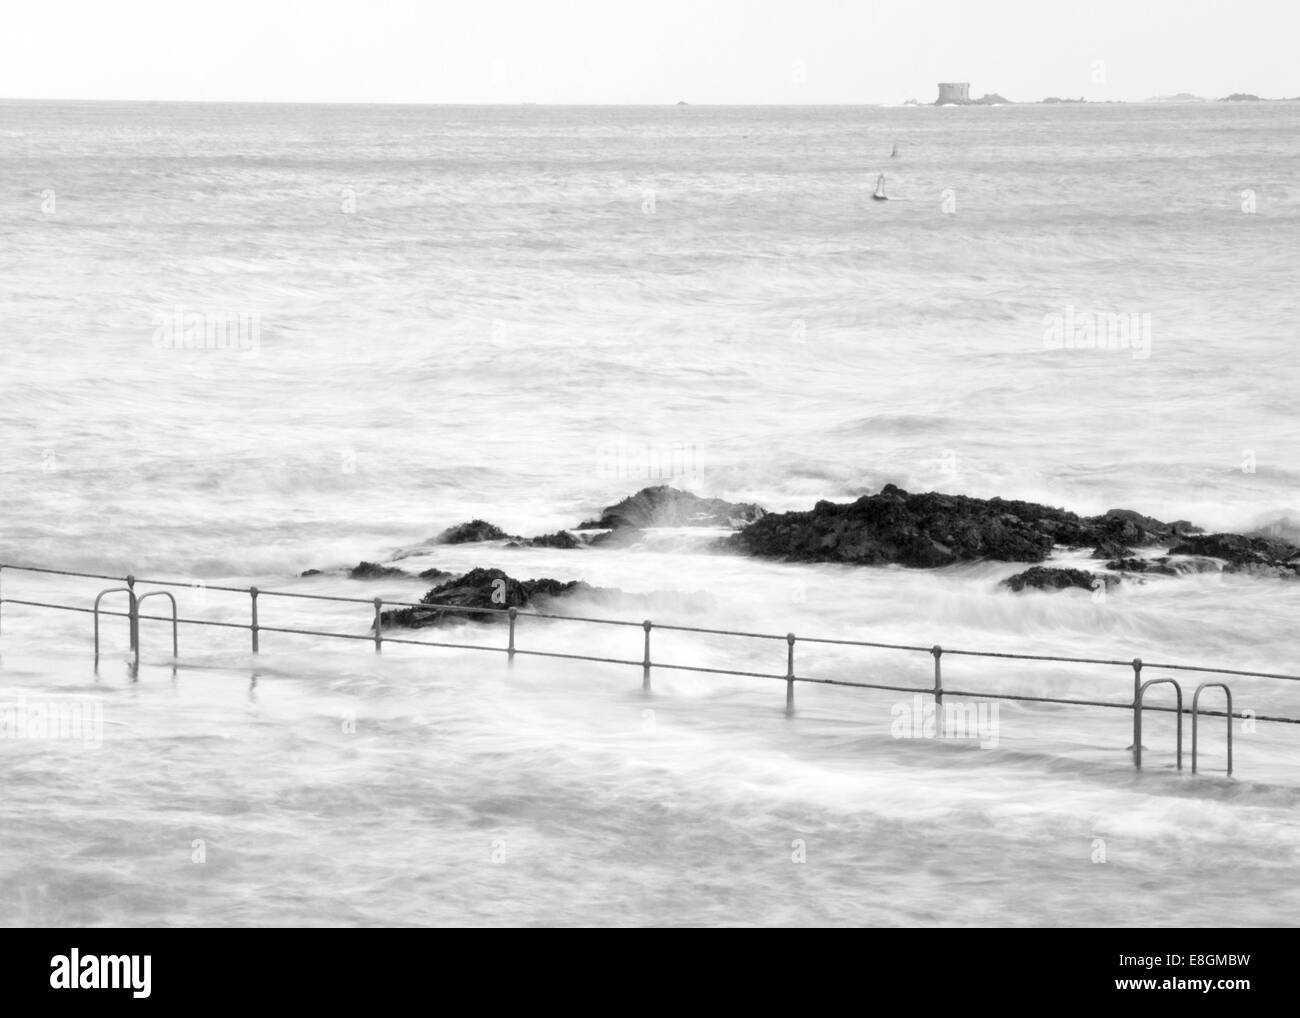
top-left (1, 99), bottom-right (1298, 926)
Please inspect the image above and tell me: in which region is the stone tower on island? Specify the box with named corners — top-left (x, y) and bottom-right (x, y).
top-left (936, 82), bottom-right (971, 104)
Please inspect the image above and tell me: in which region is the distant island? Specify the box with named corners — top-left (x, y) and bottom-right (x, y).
top-left (921, 83), bottom-right (1291, 108)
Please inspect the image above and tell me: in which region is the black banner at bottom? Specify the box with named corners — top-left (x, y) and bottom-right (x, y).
top-left (0, 928), bottom-right (1284, 1008)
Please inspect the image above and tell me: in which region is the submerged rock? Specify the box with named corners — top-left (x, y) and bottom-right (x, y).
top-left (1106, 556), bottom-right (1221, 576)
top-left (436, 520), bottom-right (516, 544)
top-left (348, 561), bottom-right (410, 580)
top-left (417, 566), bottom-right (456, 581)
top-left (1168, 533), bottom-right (1300, 576)
top-left (379, 567), bottom-right (597, 628)
top-left (585, 486), bottom-right (765, 530)
top-left (505, 530), bottom-right (584, 549)
top-left (1001, 567), bottom-right (1117, 593)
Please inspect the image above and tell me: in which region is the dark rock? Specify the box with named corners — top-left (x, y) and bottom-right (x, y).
top-left (1090, 540), bottom-right (1133, 559)
top-left (348, 561), bottom-right (409, 579)
top-left (436, 520), bottom-right (515, 544)
top-left (729, 485), bottom-right (1200, 568)
top-left (300, 568), bottom-right (323, 577)
top-left (1168, 533), bottom-right (1300, 577)
top-left (1088, 508), bottom-right (1189, 547)
top-left (591, 486), bottom-right (765, 530)
top-left (731, 485), bottom-right (1072, 566)
top-left (1001, 567), bottom-right (1117, 593)
top-left (379, 567), bottom-right (597, 628)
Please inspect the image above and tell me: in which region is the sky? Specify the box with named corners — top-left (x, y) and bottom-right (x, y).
top-left (1, 0), bottom-right (1297, 105)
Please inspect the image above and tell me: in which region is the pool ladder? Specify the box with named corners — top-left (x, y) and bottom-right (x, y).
top-left (1133, 677), bottom-right (1233, 776)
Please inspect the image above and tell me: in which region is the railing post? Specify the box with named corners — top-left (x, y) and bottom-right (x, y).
top-left (785, 633), bottom-right (796, 714)
top-left (507, 607), bottom-right (517, 668)
top-left (249, 586), bottom-right (260, 653)
top-left (373, 597), bottom-right (383, 653)
top-left (1129, 658), bottom-right (1143, 759)
top-left (642, 620), bottom-right (653, 692)
top-left (932, 645), bottom-right (943, 738)
top-left (126, 574), bottom-right (138, 654)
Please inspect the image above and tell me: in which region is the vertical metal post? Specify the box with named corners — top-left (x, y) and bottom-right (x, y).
top-left (249, 586), bottom-right (260, 653)
top-left (642, 620), bottom-right (652, 692)
top-left (1129, 657), bottom-right (1143, 759)
top-left (373, 597), bottom-right (383, 653)
top-left (785, 633), bottom-right (796, 714)
top-left (507, 607), bottom-right (517, 668)
top-left (126, 574), bottom-right (138, 654)
top-left (932, 645), bottom-right (943, 738)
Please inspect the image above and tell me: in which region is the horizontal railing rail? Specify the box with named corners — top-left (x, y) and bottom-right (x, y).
top-left (2, 562), bottom-right (1298, 773)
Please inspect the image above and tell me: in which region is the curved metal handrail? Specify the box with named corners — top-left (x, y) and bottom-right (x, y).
top-left (1192, 682), bottom-right (1233, 776)
top-left (1134, 678), bottom-right (1183, 772)
top-left (93, 587), bottom-right (137, 661)
top-left (135, 590), bottom-right (179, 659)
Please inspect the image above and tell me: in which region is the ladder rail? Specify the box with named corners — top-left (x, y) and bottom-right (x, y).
top-left (1192, 682), bottom-right (1233, 776)
top-left (135, 590), bottom-right (179, 661)
top-left (1134, 677), bottom-right (1183, 771)
top-left (92, 587), bottom-right (137, 662)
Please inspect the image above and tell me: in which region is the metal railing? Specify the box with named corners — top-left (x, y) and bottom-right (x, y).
top-left (2, 562), bottom-right (1297, 777)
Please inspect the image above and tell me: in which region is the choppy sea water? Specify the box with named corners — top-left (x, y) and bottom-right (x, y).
top-left (1, 101), bottom-right (1298, 926)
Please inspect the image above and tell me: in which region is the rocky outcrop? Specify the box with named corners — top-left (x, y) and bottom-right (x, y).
top-left (729, 485), bottom-right (1202, 568)
top-left (579, 486), bottom-right (765, 531)
top-left (1001, 567), bottom-right (1116, 593)
top-left (1168, 534), bottom-right (1300, 578)
top-left (436, 520), bottom-right (516, 544)
top-left (379, 567), bottom-right (599, 628)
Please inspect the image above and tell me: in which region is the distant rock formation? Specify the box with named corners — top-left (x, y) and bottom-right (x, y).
top-left (1219, 93), bottom-right (1263, 102)
top-left (1145, 93), bottom-right (1206, 103)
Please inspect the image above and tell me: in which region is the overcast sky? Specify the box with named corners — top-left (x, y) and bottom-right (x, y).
top-left (2, 0), bottom-right (1296, 104)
